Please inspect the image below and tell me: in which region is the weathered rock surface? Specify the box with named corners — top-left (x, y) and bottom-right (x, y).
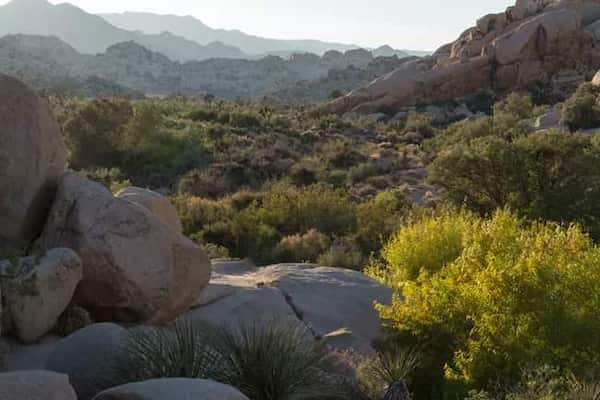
top-left (189, 263), bottom-right (392, 354)
top-left (331, 0), bottom-right (600, 114)
top-left (0, 370), bottom-right (77, 400)
top-left (92, 379), bottom-right (250, 400)
top-left (45, 323), bottom-right (127, 400)
top-left (40, 173), bottom-right (211, 323)
top-left (0, 74), bottom-right (66, 245)
top-left (1, 248), bottom-right (82, 343)
top-left (1, 335), bottom-right (60, 372)
top-left (115, 187), bottom-right (182, 233)
top-left (534, 104), bottom-right (564, 130)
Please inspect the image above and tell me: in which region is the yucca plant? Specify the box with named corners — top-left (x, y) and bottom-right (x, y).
top-left (114, 318), bottom-right (222, 383)
top-left (357, 342), bottom-right (420, 400)
top-left (213, 320), bottom-right (347, 400)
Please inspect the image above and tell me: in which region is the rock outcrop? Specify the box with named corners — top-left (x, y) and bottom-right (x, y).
top-left (1, 248), bottom-right (82, 343)
top-left (92, 379), bottom-right (250, 400)
top-left (331, 0), bottom-right (600, 114)
top-left (189, 263), bottom-right (392, 354)
top-left (115, 187), bottom-right (183, 233)
top-left (0, 74), bottom-right (66, 245)
top-left (45, 323), bottom-right (128, 400)
top-left (0, 370), bottom-right (77, 400)
top-left (40, 173), bottom-right (211, 323)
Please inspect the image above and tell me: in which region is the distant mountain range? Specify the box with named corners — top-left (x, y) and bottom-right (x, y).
top-left (0, 33), bottom-right (408, 99)
top-left (0, 0), bottom-right (429, 62)
top-left (0, 0), bottom-right (245, 61)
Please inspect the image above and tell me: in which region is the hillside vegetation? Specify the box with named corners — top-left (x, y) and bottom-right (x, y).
top-left (44, 80), bottom-right (600, 398)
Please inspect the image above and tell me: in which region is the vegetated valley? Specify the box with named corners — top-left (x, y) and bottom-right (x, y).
top-left (3, 1), bottom-right (600, 400)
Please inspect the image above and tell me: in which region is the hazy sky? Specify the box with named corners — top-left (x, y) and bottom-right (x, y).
top-left (1, 0), bottom-right (515, 50)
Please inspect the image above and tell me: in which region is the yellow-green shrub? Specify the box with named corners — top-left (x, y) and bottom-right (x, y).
top-left (370, 209), bottom-right (600, 392)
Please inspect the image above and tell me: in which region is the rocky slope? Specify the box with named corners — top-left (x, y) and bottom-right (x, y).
top-left (332, 0), bottom-right (600, 114)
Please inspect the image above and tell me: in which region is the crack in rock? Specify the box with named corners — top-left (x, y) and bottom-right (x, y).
top-left (276, 287), bottom-right (320, 340)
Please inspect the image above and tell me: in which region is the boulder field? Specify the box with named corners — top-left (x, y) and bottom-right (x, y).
top-left (331, 0), bottom-right (600, 114)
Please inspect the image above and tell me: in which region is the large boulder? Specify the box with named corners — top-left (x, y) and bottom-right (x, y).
top-left (115, 187), bottom-right (182, 233)
top-left (45, 323), bottom-right (127, 400)
top-left (189, 264), bottom-right (392, 354)
top-left (1, 248), bottom-right (82, 343)
top-left (493, 9), bottom-right (581, 66)
top-left (92, 379), bottom-right (250, 400)
top-left (0, 370), bottom-right (77, 400)
top-left (40, 173), bottom-right (211, 323)
top-left (0, 74), bottom-right (66, 245)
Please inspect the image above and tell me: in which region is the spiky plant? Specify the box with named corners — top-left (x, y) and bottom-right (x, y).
top-left (213, 320), bottom-right (347, 400)
top-left (114, 318), bottom-right (222, 383)
top-left (357, 342), bottom-right (420, 400)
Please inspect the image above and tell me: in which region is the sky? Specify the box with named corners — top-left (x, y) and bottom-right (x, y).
top-left (1, 0), bottom-right (515, 50)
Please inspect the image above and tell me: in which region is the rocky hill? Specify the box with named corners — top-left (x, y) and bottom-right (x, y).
top-left (331, 0), bottom-right (600, 115)
top-left (0, 0), bottom-right (246, 62)
top-left (272, 56), bottom-right (416, 103)
top-left (0, 34), bottom-right (402, 98)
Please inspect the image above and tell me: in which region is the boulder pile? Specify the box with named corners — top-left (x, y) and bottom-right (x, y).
top-left (332, 0), bottom-right (600, 114)
top-left (0, 74), bottom-right (212, 343)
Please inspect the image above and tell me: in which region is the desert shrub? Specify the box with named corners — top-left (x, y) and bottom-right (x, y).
top-left (213, 320), bottom-right (346, 400)
top-left (356, 342), bottom-right (421, 400)
top-left (178, 169), bottom-right (231, 199)
top-left (114, 319), bottom-right (222, 383)
top-left (370, 209), bottom-right (600, 394)
top-left (354, 189), bottom-right (408, 255)
top-left (173, 195), bottom-right (233, 241)
top-left (63, 99), bottom-right (132, 169)
top-left (428, 131), bottom-right (600, 238)
top-left (404, 112), bottom-right (434, 138)
top-left (317, 241), bottom-right (364, 270)
top-left (274, 229), bottom-right (331, 263)
top-left (202, 243), bottom-right (231, 259)
top-left (367, 207), bottom-right (471, 283)
top-left (259, 182), bottom-right (357, 236)
top-left (464, 90), bottom-right (496, 115)
top-left (348, 163), bottom-right (380, 183)
top-left (187, 107), bottom-right (219, 122)
top-left (466, 366), bottom-right (600, 400)
top-left (492, 93), bottom-right (534, 138)
top-left (562, 82), bottom-right (600, 131)
top-left (229, 110), bottom-right (263, 128)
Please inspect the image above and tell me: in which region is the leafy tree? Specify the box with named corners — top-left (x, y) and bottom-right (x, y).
top-left (562, 82), bottom-right (600, 132)
top-left (429, 131), bottom-right (600, 238)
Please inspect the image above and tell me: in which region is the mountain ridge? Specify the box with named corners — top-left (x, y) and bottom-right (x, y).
top-left (0, 0), bottom-right (247, 61)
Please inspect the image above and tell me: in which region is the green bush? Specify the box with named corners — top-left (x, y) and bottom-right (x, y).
top-left (428, 131), bottom-right (600, 239)
top-left (274, 229), bottom-right (331, 263)
top-left (562, 82), bottom-right (600, 132)
top-left (370, 209), bottom-right (600, 394)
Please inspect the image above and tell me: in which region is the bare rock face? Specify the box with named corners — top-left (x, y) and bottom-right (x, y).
top-left (189, 263), bottom-right (392, 354)
top-left (331, 0), bottom-right (600, 114)
top-left (115, 187), bottom-right (183, 233)
top-left (92, 379), bottom-right (250, 400)
top-left (0, 370), bottom-right (77, 400)
top-left (0, 74), bottom-right (66, 245)
top-left (40, 173), bottom-right (211, 323)
top-left (1, 248), bottom-right (82, 343)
